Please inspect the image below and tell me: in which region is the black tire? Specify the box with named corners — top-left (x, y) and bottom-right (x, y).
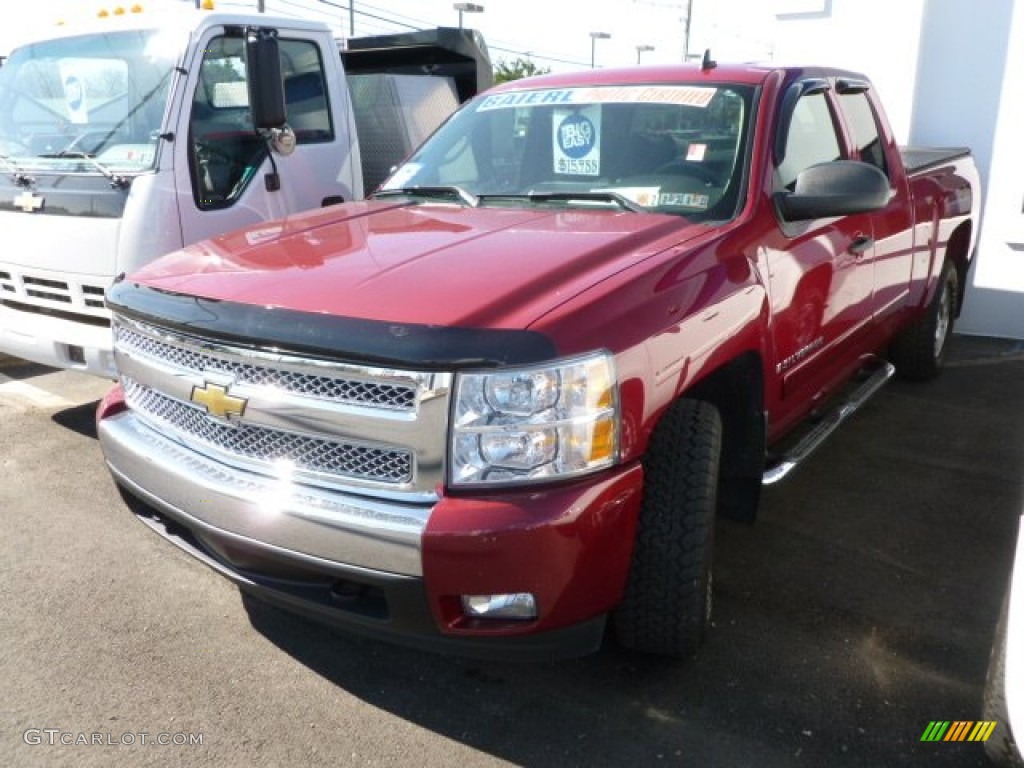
top-left (984, 591), bottom-right (1023, 767)
top-left (613, 399), bottom-right (721, 657)
top-left (889, 259), bottom-right (957, 381)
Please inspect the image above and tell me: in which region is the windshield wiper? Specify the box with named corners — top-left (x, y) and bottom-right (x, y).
top-left (41, 151), bottom-right (131, 189)
top-left (521, 191), bottom-right (647, 213)
top-left (372, 185), bottom-right (479, 207)
top-left (0, 153), bottom-right (34, 187)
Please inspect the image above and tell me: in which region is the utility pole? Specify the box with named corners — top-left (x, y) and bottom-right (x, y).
top-left (683, 0), bottom-right (694, 61)
top-left (630, 0), bottom-right (695, 63)
top-left (319, 1), bottom-right (355, 37)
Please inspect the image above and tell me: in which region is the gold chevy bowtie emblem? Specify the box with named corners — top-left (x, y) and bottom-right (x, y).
top-left (190, 382), bottom-right (247, 422)
top-left (14, 191), bottom-right (44, 213)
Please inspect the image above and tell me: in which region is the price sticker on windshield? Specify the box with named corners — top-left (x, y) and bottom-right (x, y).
top-left (553, 107), bottom-right (601, 176)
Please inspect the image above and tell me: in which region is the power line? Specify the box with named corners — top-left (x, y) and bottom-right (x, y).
top-left (488, 45), bottom-right (588, 68)
top-left (316, 0), bottom-right (421, 31)
top-left (219, 0), bottom-right (592, 68)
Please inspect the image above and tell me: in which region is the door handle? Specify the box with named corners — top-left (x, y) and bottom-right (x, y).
top-left (849, 235), bottom-right (874, 256)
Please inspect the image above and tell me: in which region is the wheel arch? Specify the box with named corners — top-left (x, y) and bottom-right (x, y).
top-left (684, 350), bottom-right (766, 522)
top-left (945, 220), bottom-right (973, 317)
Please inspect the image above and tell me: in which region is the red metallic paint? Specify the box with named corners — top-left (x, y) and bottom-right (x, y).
top-left (96, 382), bottom-right (127, 426)
top-left (99, 63), bottom-right (981, 652)
top-left (128, 202), bottom-right (705, 331)
top-left (421, 464), bottom-right (644, 635)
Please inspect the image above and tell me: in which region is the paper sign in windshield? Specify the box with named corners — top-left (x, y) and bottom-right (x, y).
top-left (686, 143), bottom-right (708, 162)
top-left (478, 85), bottom-right (717, 112)
top-left (658, 192), bottom-right (710, 209)
top-left (554, 107), bottom-right (601, 176)
top-left (599, 187), bottom-right (661, 207)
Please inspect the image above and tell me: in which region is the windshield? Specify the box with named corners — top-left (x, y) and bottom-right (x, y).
top-left (380, 83), bottom-right (756, 221)
top-left (0, 28), bottom-right (180, 175)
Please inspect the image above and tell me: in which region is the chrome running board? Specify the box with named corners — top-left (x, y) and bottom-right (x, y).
top-left (763, 358), bottom-right (895, 485)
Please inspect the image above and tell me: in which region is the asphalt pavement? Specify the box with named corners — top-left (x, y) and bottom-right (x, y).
top-left (2, 336), bottom-right (1023, 767)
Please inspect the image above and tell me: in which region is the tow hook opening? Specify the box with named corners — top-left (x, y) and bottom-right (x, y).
top-left (330, 580), bottom-right (389, 619)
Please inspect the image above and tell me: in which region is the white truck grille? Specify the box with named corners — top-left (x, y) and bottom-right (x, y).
top-left (0, 266), bottom-right (109, 315)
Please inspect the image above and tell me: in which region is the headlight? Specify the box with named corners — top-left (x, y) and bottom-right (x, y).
top-left (450, 351), bottom-right (618, 486)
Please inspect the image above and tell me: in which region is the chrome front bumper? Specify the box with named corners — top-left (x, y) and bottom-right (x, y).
top-left (99, 410), bottom-right (431, 578)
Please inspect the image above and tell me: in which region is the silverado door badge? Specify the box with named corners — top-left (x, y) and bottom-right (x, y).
top-left (14, 191), bottom-right (44, 213)
top-left (190, 381), bottom-right (247, 424)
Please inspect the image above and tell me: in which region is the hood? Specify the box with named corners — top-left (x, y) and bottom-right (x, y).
top-left (129, 200), bottom-right (705, 329)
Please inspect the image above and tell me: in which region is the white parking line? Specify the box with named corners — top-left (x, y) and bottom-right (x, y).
top-left (0, 379), bottom-right (75, 409)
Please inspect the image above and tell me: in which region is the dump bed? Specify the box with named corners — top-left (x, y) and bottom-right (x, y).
top-left (341, 27), bottom-right (493, 193)
top-left (341, 27), bottom-right (492, 103)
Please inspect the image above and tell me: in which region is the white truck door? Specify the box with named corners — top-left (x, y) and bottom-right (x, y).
top-left (172, 27), bottom-right (358, 250)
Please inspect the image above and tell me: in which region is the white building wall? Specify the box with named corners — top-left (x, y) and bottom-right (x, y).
top-left (951, 1), bottom-right (1024, 337)
top-left (771, 0), bottom-right (1024, 339)
top-left (769, 0), bottom-right (926, 143)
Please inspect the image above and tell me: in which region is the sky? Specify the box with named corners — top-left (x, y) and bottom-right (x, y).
top-left (0, 0), bottom-right (779, 72)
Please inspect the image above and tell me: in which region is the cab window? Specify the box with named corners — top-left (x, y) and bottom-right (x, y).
top-left (188, 35), bottom-right (264, 210)
top-left (839, 91), bottom-right (888, 177)
top-left (188, 36), bottom-right (331, 210)
top-left (776, 91), bottom-right (843, 191)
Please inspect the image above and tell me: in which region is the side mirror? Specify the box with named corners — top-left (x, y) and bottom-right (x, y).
top-left (246, 28), bottom-right (287, 130)
top-left (776, 160), bottom-right (889, 221)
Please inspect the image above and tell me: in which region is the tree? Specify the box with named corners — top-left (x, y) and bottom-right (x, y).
top-left (493, 57), bottom-right (551, 84)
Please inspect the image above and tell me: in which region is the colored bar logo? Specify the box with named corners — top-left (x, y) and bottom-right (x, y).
top-left (920, 721), bottom-right (997, 742)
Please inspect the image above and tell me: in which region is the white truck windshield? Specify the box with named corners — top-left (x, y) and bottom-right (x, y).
top-left (0, 29), bottom-right (179, 175)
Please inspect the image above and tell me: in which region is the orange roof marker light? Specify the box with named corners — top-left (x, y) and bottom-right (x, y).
top-left (95, 4), bottom-right (144, 18)
top-left (201, 0), bottom-right (216, 9)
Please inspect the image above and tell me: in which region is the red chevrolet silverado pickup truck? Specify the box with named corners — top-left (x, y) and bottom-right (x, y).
top-left (97, 62), bottom-right (980, 660)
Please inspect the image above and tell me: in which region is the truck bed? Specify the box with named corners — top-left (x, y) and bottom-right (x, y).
top-left (900, 146), bottom-right (972, 175)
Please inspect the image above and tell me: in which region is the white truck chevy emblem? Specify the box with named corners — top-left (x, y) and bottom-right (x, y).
top-left (14, 191), bottom-right (44, 213)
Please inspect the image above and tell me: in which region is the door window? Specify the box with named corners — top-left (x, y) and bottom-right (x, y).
top-left (188, 35), bottom-right (264, 210)
top-left (188, 36), bottom-right (332, 210)
top-left (776, 91), bottom-right (842, 191)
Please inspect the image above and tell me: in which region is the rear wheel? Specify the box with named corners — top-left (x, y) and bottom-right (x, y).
top-left (889, 259), bottom-right (957, 380)
top-left (613, 399), bottom-right (721, 657)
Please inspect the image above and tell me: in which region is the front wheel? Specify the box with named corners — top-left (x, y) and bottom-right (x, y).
top-left (889, 259), bottom-right (958, 380)
top-left (613, 399), bottom-right (721, 657)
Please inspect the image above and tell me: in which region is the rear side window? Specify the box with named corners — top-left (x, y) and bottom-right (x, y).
top-left (776, 92), bottom-right (842, 190)
top-left (839, 92), bottom-right (887, 177)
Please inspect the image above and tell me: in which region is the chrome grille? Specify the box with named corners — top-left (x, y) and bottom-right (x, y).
top-left (115, 324), bottom-right (416, 411)
top-left (122, 377), bottom-right (413, 484)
